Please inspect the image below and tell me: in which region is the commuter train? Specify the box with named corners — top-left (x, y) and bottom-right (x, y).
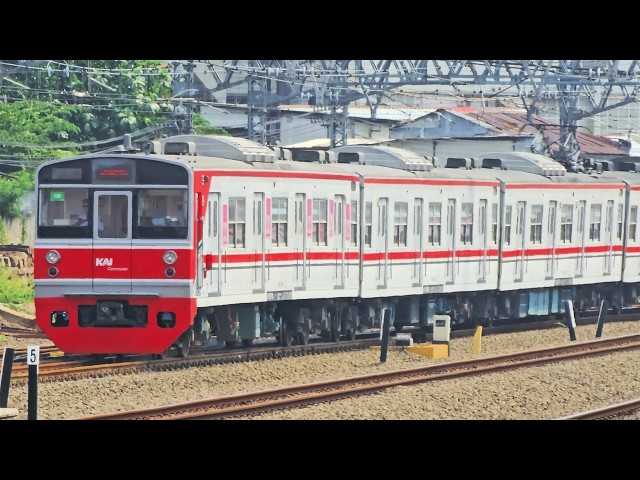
top-left (33, 133), bottom-right (640, 358)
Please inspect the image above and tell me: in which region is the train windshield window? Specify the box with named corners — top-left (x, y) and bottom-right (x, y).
top-left (37, 187), bottom-right (91, 238)
top-left (136, 189), bottom-right (188, 239)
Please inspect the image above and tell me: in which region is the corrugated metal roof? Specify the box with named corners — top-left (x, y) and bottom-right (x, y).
top-left (282, 138), bottom-right (386, 149)
top-left (280, 104), bottom-right (436, 122)
top-left (461, 110), bottom-right (626, 156)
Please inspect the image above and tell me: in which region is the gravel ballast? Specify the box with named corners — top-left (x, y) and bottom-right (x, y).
top-left (2, 321), bottom-right (640, 420)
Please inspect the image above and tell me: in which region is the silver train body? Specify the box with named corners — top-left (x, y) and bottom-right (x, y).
top-left (148, 135), bottom-right (640, 347)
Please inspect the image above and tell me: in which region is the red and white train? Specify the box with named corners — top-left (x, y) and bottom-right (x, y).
top-left (33, 134), bottom-right (640, 358)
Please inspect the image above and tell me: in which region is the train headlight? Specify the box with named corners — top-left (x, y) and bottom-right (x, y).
top-left (163, 250), bottom-right (178, 265)
top-left (45, 250), bottom-right (61, 264)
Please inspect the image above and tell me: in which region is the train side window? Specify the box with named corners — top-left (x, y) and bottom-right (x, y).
top-left (503, 205), bottom-right (512, 246)
top-left (350, 200), bottom-right (358, 246)
top-left (629, 206), bottom-right (638, 242)
top-left (577, 201), bottom-right (586, 236)
top-left (364, 202), bottom-right (372, 247)
top-left (460, 203), bottom-right (473, 245)
top-left (479, 200), bottom-right (487, 237)
top-left (530, 204), bottom-right (543, 244)
top-left (589, 204), bottom-right (602, 241)
top-left (256, 200), bottom-right (262, 236)
top-left (228, 197), bottom-right (246, 248)
top-left (428, 202), bottom-right (441, 246)
top-left (516, 203), bottom-right (525, 237)
top-left (312, 199), bottom-right (327, 246)
top-left (605, 200), bottom-right (613, 234)
top-left (295, 195), bottom-right (304, 235)
top-left (381, 202), bottom-right (387, 236)
top-left (213, 200), bottom-right (218, 237)
top-left (272, 197), bottom-right (288, 247)
top-left (560, 204), bottom-right (573, 243)
top-left (393, 202), bottom-right (408, 247)
top-left (414, 199), bottom-right (422, 236)
top-left (491, 203), bottom-right (498, 244)
top-left (617, 204), bottom-right (624, 240)
top-left (548, 201), bottom-right (557, 237)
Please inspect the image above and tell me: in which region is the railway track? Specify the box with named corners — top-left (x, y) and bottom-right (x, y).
top-left (556, 398), bottom-right (640, 420)
top-left (4, 310), bottom-right (640, 385)
top-left (8, 339), bottom-right (376, 385)
top-left (75, 332), bottom-right (640, 420)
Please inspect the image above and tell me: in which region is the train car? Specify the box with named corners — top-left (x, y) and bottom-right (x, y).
top-left (34, 135), bottom-right (370, 357)
top-left (33, 133), bottom-right (640, 358)
top-left (594, 162), bottom-right (640, 310)
top-left (475, 152), bottom-right (628, 321)
top-left (331, 146), bottom-right (504, 328)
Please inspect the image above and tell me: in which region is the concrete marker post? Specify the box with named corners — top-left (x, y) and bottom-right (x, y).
top-left (595, 300), bottom-right (608, 339)
top-left (27, 345), bottom-right (39, 420)
top-left (0, 347), bottom-right (15, 408)
top-left (472, 326), bottom-right (483, 354)
top-left (379, 308), bottom-right (391, 363)
top-left (565, 299), bottom-right (577, 341)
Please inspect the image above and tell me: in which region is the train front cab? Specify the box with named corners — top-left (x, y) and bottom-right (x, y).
top-left (34, 155), bottom-right (197, 357)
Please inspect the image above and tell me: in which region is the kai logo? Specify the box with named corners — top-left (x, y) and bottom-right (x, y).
top-left (96, 257), bottom-right (113, 267)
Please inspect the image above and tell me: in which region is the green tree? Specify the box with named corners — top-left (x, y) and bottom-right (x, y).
top-left (192, 114), bottom-right (230, 135)
top-left (0, 169), bottom-right (34, 242)
top-left (3, 60), bottom-right (175, 143)
top-left (0, 100), bottom-right (83, 164)
top-left (0, 61), bottom-right (228, 231)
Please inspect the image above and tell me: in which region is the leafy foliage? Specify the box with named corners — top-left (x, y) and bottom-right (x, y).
top-left (0, 61), bottom-right (229, 227)
top-left (0, 169), bottom-right (34, 219)
top-left (0, 101), bottom-right (83, 162)
top-left (12, 60), bottom-right (175, 143)
top-left (0, 268), bottom-right (33, 305)
top-left (192, 114), bottom-right (230, 135)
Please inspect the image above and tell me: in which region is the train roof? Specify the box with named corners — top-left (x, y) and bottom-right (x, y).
top-left (41, 135), bottom-right (640, 189)
top-left (595, 170), bottom-right (640, 186)
top-left (142, 150), bottom-right (628, 189)
top-left (154, 134), bottom-right (279, 163)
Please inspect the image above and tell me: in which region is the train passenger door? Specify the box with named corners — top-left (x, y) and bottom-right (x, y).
top-left (92, 191), bottom-right (132, 292)
top-left (253, 192), bottom-right (266, 292)
top-left (207, 192), bottom-right (221, 295)
top-left (479, 199), bottom-right (487, 282)
top-left (546, 201), bottom-right (557, 278)
top-left (577, 200), bottom-right (586, 276)
top-left (334, 195), bottom-right (345, 288)
top-left (446, 199), bottom-right (456, 284)
top-left (605, 200), bottom-right (614, 274)
top-left (294, 194), bottom-right (306, 290)
top-left (378, 197), bottom-right (389, 288)
top-left (413, 198), bottom-right (423, 285)
top-left (514, 201), bottom-right (525, 281)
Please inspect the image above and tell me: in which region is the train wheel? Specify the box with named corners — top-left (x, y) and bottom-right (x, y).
top-left (280, 321), bottom-right (294, 347)
top-left (154, 350), bottom-right (169, 360)
top-left (297, 326), bottom-right (310, 345)
top-left (345, 327), bottom-right (356, 341)
top-left (177, 337), bottom-right (191, 358)
top-left (330, 310), bottom-right (341, 342)
top-left (241, 338), bottom-right (254, 346)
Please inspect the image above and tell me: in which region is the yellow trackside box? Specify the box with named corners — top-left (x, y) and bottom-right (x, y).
top-left (407, 343), bottom-right (449, 359)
